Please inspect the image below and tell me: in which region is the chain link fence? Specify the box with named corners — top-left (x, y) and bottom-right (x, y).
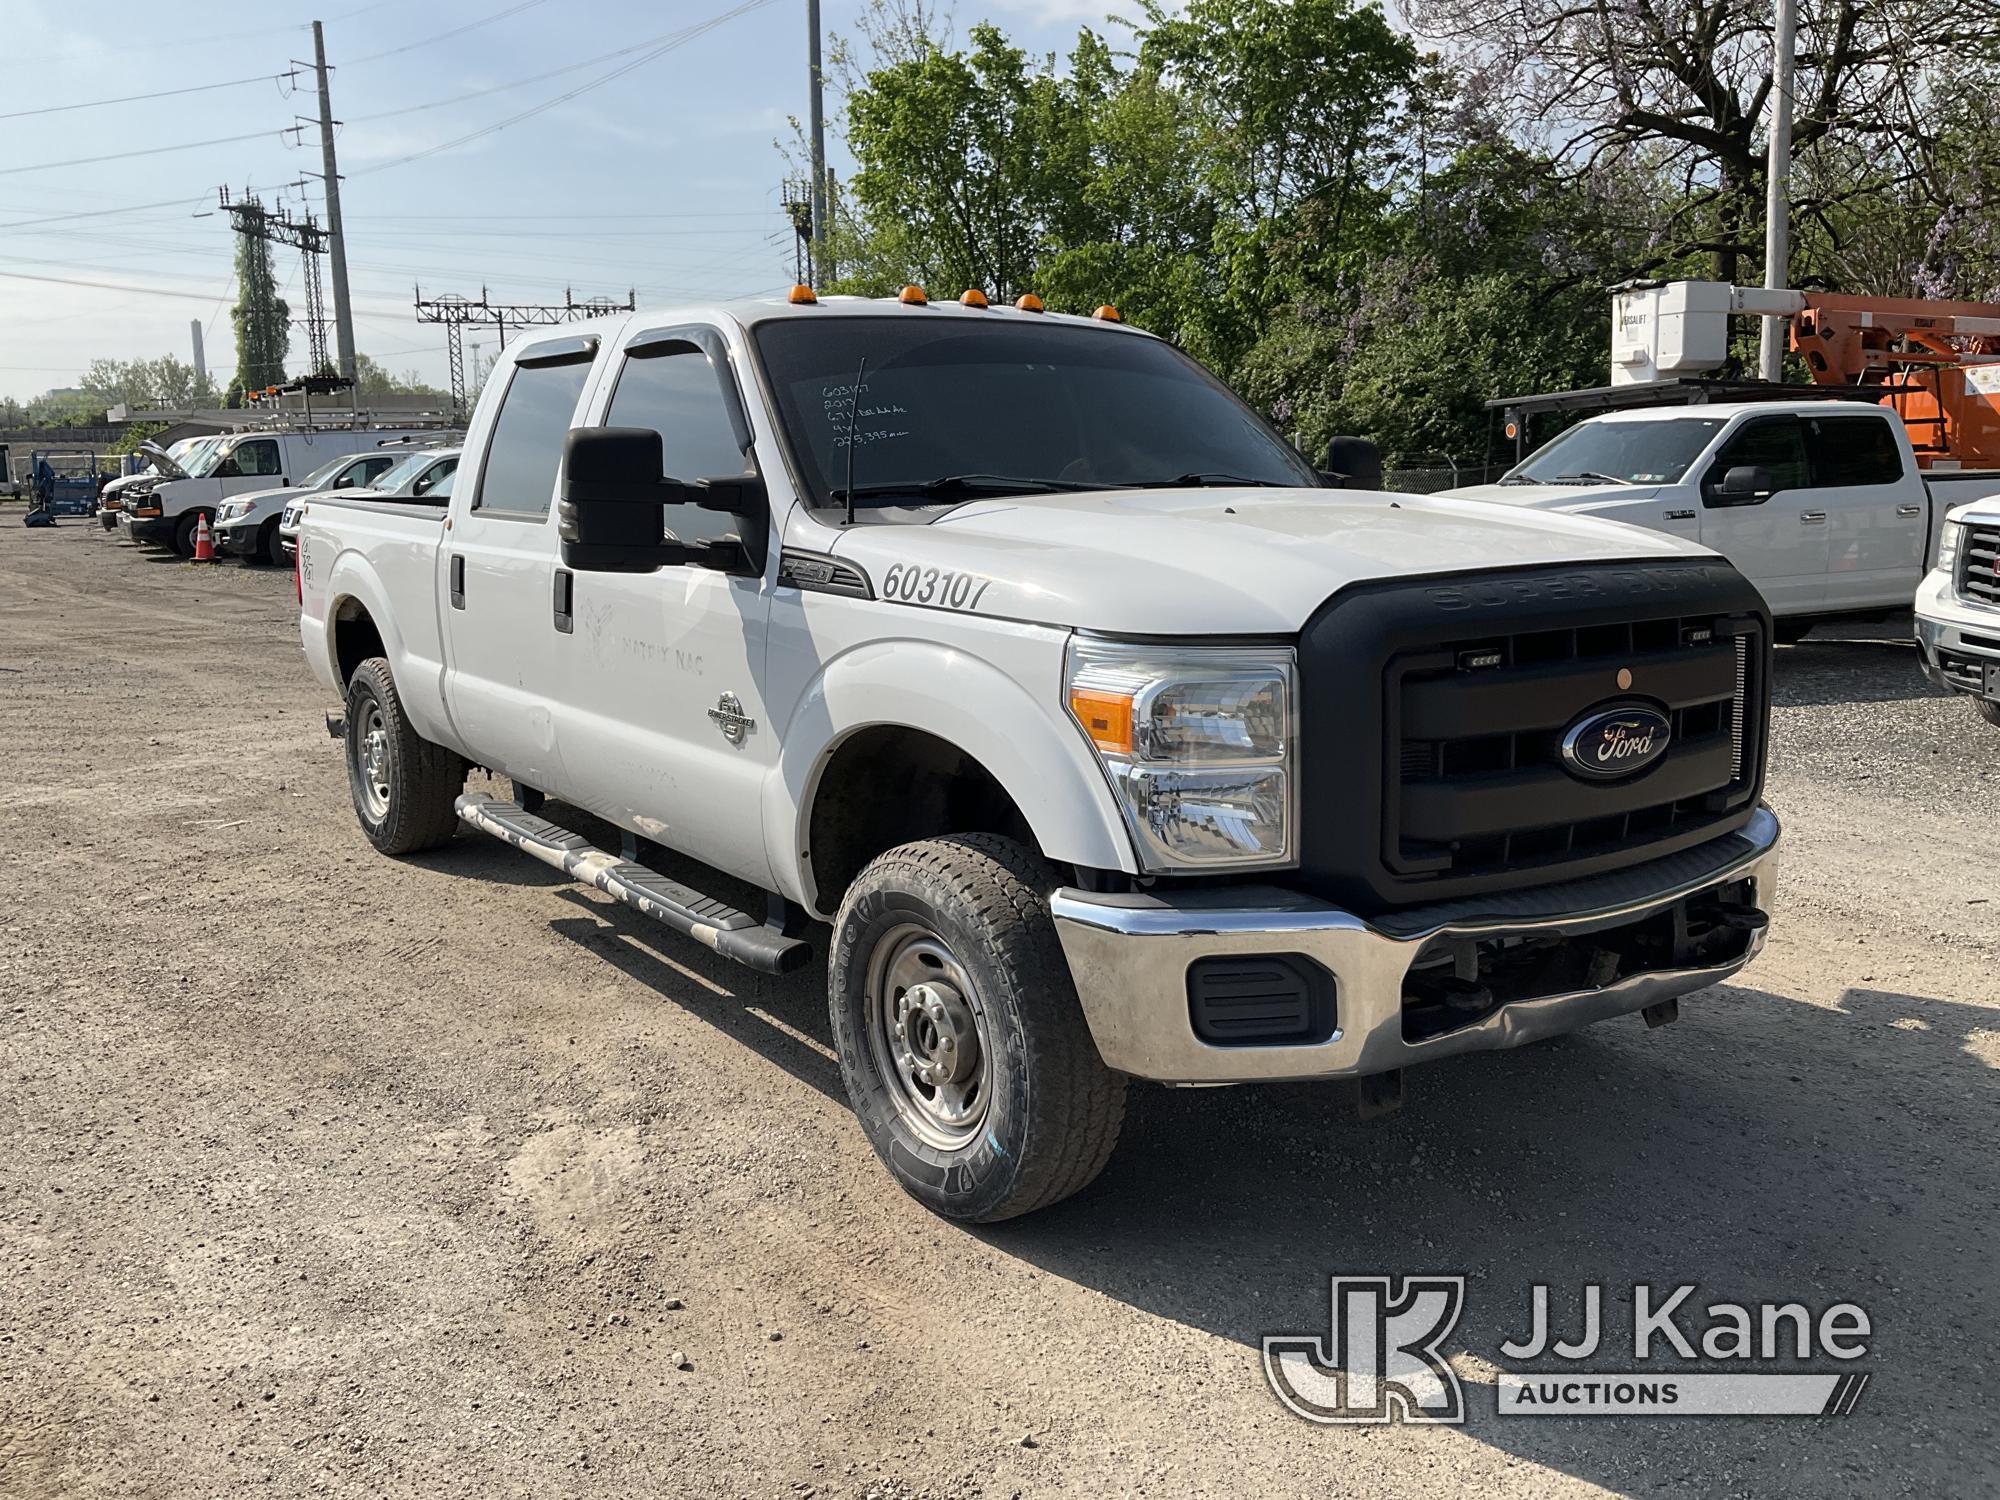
top-left (1381, 461), bottom-right (1511, 494)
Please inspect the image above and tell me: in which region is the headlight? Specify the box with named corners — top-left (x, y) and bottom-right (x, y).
top-left (1065, 637), bottom-right (1295, 872)
top-left (1937, 520), bottom-right (1965, 576)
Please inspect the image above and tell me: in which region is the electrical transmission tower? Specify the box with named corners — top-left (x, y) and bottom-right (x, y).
top-left (413, 286), bottom-right (637, 416)
top-left (219, 186), bottom-right (335, 376)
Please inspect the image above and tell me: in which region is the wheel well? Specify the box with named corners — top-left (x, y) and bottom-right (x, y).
top-left (332, 598), bottom-right (385, 686)
top-left (806, 727), bottom-right (1038, 910)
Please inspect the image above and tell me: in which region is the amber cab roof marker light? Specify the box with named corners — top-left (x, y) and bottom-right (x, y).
top-left (1014, 293), bottom-right (1045, 313)
top-left (898, 284), bottom-right (929, 305)
top-left (1091, 305), bottom-right (1121, 322)
top-left (788, 284), bottom-right (818, 305)
top-left (959, 288), bottom-right (989, 308)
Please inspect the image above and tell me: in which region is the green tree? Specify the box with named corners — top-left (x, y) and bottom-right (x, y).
top-left (231, 231), bottom-right (290, 394)
top-left (353, 354), bottom-right (446, 401)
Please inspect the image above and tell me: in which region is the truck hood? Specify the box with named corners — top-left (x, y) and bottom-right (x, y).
top-left (136, 440), bottom-right (190, 479)
top-left (1448, 481), bottom-right (1663, 510)
top-left (823, 485), bottom-right (1715, 634)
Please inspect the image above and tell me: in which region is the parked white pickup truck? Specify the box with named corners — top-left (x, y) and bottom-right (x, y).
top-left (1447, 401), bottom-right (2000, 639)
top-left (300, 291), bottom-right (1781, 1220)
top-left (1916, 497), bottom-right (2000, 727)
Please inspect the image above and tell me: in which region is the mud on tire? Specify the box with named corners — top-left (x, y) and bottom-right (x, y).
top-left (828, 833), bottom-right (1127, 1222)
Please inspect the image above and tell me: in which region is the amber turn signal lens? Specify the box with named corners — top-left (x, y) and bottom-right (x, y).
top-left (1014, 293), bottom-right (1045, 313)
top-left (899, 284), bottom-right (928, 305)
top-left (959, 288), bottom-right (989, 307)
top-left (788, 284), bottom-right (818, 304)
top-left (1070, 688), bottom-right (1134, 755)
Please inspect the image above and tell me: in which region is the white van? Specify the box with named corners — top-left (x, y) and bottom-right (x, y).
top-left (121, 428), bottom-right (443, 556)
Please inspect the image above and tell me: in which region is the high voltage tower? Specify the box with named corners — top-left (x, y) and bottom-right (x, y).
top-left (413, 286), bottom-right (638, 416)
top-left (218, 185), bottom-right (336, 376)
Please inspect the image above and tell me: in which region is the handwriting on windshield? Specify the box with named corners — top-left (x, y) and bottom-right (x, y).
top-left (822, 380), bottom-right (911, 449)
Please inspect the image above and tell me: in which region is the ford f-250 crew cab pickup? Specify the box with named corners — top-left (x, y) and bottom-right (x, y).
top-left (1446, 401), bottom-right (2000, 639)
top-left (1916, 497), bottom-right (2000, 728)
top-left (299, 290), bottom-right (1781, 1221)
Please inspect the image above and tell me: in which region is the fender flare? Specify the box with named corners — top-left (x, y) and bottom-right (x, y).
top-left (764, 639), bottom-right (1137, 916)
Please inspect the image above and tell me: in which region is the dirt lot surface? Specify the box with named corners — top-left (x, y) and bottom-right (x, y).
top-left (3, 520), bottom-right (1996, 1499)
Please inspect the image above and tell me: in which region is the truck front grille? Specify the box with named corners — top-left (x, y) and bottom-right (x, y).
top-left (1391, 620), bottom-right (1759, 885)
top-left (1293, 559), bottom-right (1771, 913)
top-left (1957, 523), bottom-right (2000, 608)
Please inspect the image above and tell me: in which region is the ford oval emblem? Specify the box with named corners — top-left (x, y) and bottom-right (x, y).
top-left (1559, 704), bottom-right (1672, 780)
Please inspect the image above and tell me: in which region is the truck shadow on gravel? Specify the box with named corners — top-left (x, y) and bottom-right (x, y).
top-left (1773, 617), bottom-right (1952, 707)
top-left (984, 980), bottom-right (1997, 1493)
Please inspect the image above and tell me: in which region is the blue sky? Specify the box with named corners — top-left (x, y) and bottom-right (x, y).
top-left (0, 0), bottom-right (1148, 402)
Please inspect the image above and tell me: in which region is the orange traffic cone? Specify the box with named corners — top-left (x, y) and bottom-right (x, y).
top-left (193, 513), bottom-right (215, 562)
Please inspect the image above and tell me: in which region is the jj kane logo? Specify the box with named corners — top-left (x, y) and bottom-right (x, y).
top-left (1266, 1279), bottom-right (1872, 1423)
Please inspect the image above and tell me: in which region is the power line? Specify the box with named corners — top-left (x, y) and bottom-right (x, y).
top-left (0, 72), bottom-right (298, 122)
top-left (0, 269), bottom-right (249, 304)
top-left (0, 196), bottom-right (213, 232)
top-left (341, 0), bottom-right (558, 66)
top-left (352, 0), bottom-right (779, 178)
top-left (0, 131), bottom-right (283, 179)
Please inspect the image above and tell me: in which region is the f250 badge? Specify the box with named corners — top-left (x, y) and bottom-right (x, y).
top-left (1560, 704), bottom-right (1671, 781)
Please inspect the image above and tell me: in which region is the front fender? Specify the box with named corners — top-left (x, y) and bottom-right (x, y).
top-left (764, 636), bottom-right (1137, 916)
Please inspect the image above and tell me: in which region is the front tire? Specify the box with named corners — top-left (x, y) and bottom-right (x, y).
top-left (343, 658), bottom-right (465, 854)
top-left (828, 834), bottom-right (1126, 1222)
top-left (260, 518), bottom-right (287, 567)
top-left (1976, 698), bottom-right (2000, 729)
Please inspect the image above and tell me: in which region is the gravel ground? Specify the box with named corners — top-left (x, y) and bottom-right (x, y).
top-left (2, 521), bottom-right (1996, 1499)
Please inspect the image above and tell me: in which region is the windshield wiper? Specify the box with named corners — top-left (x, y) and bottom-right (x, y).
top-left (1551, 471), bottom-right (1632, 486)
top-left (1127, 472), bottom-right (1285, 489)
top-left (830, 474), bottom-right (1106, 504)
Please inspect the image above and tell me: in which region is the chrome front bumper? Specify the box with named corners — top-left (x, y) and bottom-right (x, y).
top-left (1051, 806), bottom-right (1780, 1084)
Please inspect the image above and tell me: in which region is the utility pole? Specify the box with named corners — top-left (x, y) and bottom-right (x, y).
top-left (1758, 0), bottom-right (1797, 382)
top-left (311, 21), bottom-right (357, 383)
top-left (807, 0), bottom-right (827, 281)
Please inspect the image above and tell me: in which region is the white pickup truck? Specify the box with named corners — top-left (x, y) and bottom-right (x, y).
top-left (1448, 401), bottom-right (2000, 639)
top-left (1916, 497), bottom-right (2000, 727)
top-left (299, 291), bottom-right (1781, 1220)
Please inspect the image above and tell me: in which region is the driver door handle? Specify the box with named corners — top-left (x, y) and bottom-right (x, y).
top-left (1896, 503), bottom-right (1922, 517)
top-left (1801, 511), bottom-right (1827, 525)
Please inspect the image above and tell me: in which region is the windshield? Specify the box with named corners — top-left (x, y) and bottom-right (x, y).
top-left (180, 438), bottom-right (225, 478)
top-left (370, 450), bottom-right (446, 492)
top-left (302, 456), bottom-right (353, 489)
top-left (752, 316), bottom-right (1318, 512)
top-left (1507, 416), bottom-right (1726, 485)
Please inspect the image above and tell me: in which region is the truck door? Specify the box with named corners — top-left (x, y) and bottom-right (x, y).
top-left (550, 324), bottom-right (777, 887)
top-left (438, 335), bottom-right (599, 793)
top-left (1806, 412), bottom-right (1922, 609)
top-left (1698, 415), bottom-right (1827, 615)
top-left (218, 436), bottom-right (287, 493)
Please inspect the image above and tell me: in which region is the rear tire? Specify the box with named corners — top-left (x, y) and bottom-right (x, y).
top-left (1976, 698), bottom-right (2000, 729)
top-left (343, 657), bottom-right (465, 855)
top-left (828, 833), bottom-right (1126, 1222)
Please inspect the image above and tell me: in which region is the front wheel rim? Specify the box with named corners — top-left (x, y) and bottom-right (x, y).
top-left (353, 701), bottom-right (392, 820)
top-left (864, 923), bottom-right (993, 1151)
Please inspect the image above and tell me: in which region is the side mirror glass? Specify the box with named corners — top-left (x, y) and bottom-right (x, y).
top-left (558, 426), bottom-right (690, 572)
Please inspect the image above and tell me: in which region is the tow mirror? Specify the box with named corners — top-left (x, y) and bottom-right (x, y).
top-left (558, 427), bottom-right (690, 572)
top-left (1712, 464), bottom-right (1775, 505)
top-left (1319, 435), bottom-right (1384, 491)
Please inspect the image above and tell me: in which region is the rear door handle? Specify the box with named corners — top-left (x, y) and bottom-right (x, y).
top-left (1896, 503), bottom-right (1922, 517)
top-left (449, 554), bottom-right (466, 609)
top-left (552, 569), bottom-right (574, 633)
top-left (1801, 511), bottom-right (1827, 525)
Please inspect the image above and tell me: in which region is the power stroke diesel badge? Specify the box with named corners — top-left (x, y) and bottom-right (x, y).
top-left (1559, 704), bottom-right (1671, 781)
